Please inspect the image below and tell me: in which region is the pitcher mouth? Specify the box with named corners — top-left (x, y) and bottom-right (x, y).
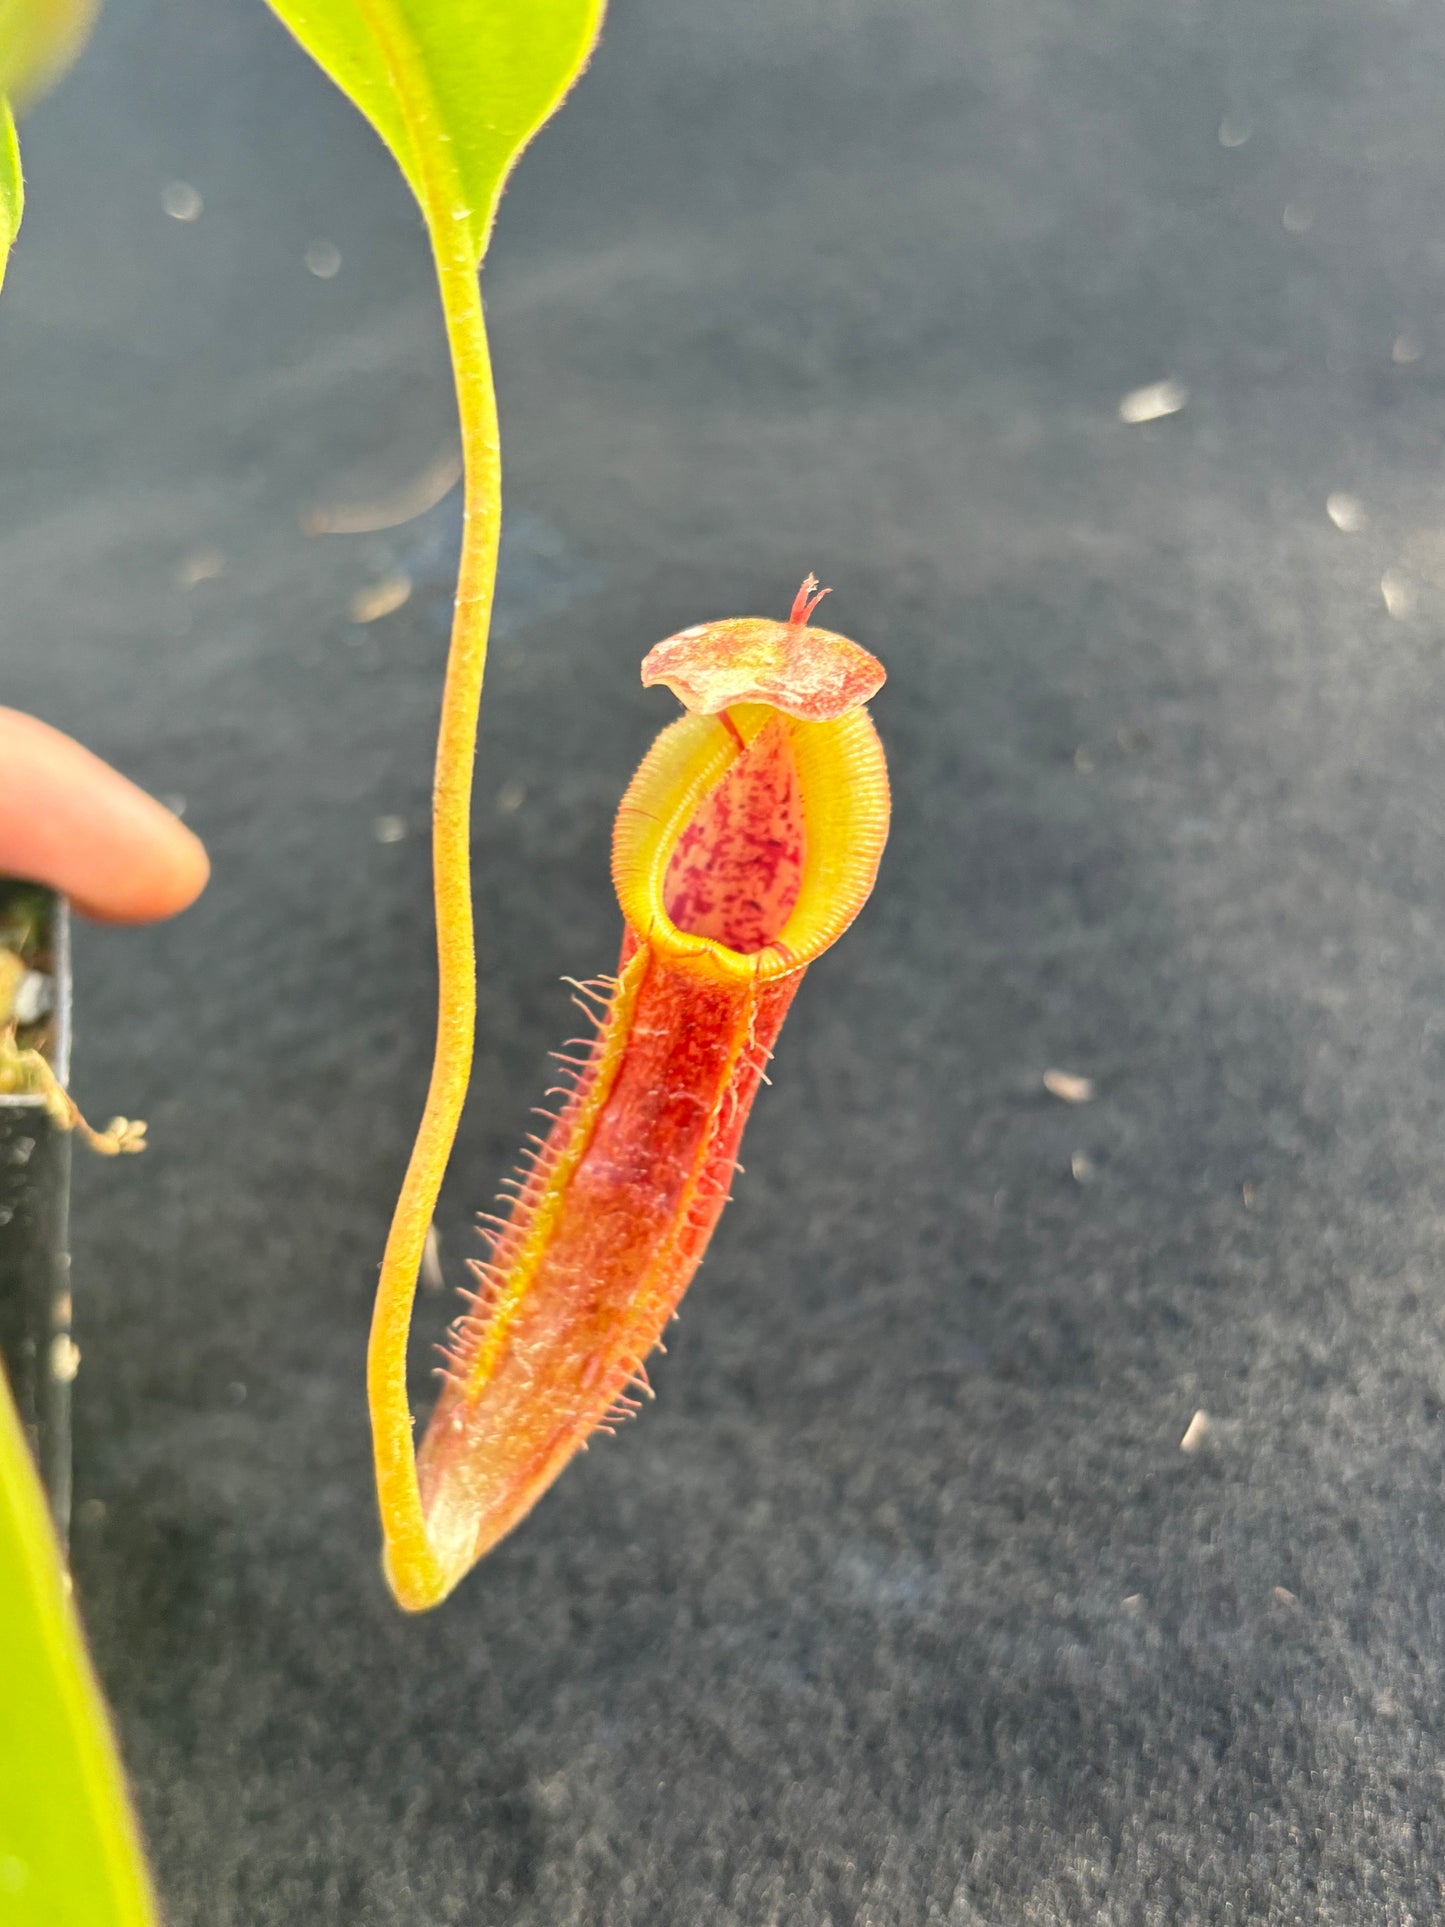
top-left (611, 700), bottom-right (891, 985)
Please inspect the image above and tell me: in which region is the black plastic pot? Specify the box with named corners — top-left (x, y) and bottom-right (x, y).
top-left (0, 884), bottom-right (74, 1540)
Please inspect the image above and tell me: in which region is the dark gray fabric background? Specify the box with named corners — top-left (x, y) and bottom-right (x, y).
top-left (4, 0), bottom-right (1445, 1919)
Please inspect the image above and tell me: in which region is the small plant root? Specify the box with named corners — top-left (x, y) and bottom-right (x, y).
top-left (0, 1023), bottom-right (146, 1156)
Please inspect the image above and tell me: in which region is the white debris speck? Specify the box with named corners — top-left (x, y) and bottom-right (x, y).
top-left (1043, 1069), bottom-right (1094, 1104)
top-left (1122, 1593), bottom-right (1145, 1614)
top-left (161, 180), bottom-right (203, 222)
top-left (1069, 1151), bottom-right (1096, 1184)
top-left (421, 1222), bottom-right (444, 1292)
top-left (1282, 202), bottom-right (1314, 234)
top-left (1381, 569), bottom-right (1417, 619)
top-left (1325, 492), bottom-right (1365, 533)
top-left (13, 971), bottom-right (51, 1027)
top-left (1180, 1408), bottom-right (1210, 1453)
top-left (497, 780), bottom-right (527, 815)
top-left (305, 239), bottom-right (342, 279)
top-left (373, 815), bottom-right (407, 845)
top-left (161, 794), bottom-right (187, 819)
top-left (176, 550), bottom-right (224, 587)
top-left (1218, 117), bottom-right (1252, 148)
top-left (50, 1335), bottom-right (80, 1384)
top-left (1393, 331), bottom-right (1423, 366)
top-left (1118, 379), bottom-right (1187, 425)
top-left (349, 574), bottom-right (412, 623)
top-left (305, 449), bottom-right (462, 537)
top-left (1272, 1584), bottom-right (1299, 1608)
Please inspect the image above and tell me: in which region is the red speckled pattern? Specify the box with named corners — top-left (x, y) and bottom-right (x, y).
top-left (417, 950), bottom-right (799, 1574)
top-left (663, 717), bottom-right (804, 953)
top-left (415, 719), bottom-right (811, 1575)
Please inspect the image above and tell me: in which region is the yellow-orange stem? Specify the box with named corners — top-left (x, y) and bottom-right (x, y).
top-left (368, 230), bottom-right (500, 1611)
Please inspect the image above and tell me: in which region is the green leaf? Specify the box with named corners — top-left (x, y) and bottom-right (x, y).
top-left (0, 0), bottom-right (100, 109)
top-left (261, 0), bottom-right (604, 265)
top-left (0, 1370), bottom-right (159, 1926)
top-left (0, 98), bottom-right (20, 296)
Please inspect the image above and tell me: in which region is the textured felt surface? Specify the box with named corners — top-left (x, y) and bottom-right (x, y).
top-left (5, 0), bottom-right (1445, 1920)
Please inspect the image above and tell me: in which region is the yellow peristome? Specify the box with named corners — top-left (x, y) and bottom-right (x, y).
top-left (612, 702), bottom-right (890, 985)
